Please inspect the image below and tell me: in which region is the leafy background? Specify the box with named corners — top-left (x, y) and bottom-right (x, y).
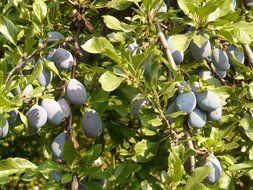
top-left (0, 0), bottom-right (252, 189)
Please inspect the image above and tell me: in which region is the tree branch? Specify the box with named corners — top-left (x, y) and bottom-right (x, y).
top-left (242, 43), bottom-right (253, 71)
top-left (71, 27), bottom-right (81, 78)
top-left (155, 21), bottom-right (178, 71)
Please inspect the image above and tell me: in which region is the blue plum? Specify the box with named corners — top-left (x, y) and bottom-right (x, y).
top-left (226, 45), bottom-right (245, 65)
top-left (66, 79), bottom-right (87, 106)
top-left (187, 107), bottom-right (207, 129)
top-left (190, 38), bottom-right (211, 61)
top-left (7, 110), bottom-right (18, 124)
top-left (211, 48), bottom-right (230, 71)
top-left (167, 36), bottom-right (184, 64)
top-left (0, 120), bottom-right (9, 138)
top-left (207, 106), bottom-right (222, 121)
top-left (51, 48), bottom-right (73, 70)
top-left (57, 98), bottom-right (71, 121)
top-left (51, 131), bottom-right (68, 160)
top-left (175, 91), bottom-right (196, 114)
top-left (47, 31), bottom-right (64, 42)
top-left (82, 110), bottom-right (102, 138)
top-left (41, 99), bottom-right (63, 125)
top-left (196, 90), bottom-right (221, 111)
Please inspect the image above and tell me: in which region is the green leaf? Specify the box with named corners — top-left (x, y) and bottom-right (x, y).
top-left (83, 144), bottom-right (103, 166)
top-left (107, 0), bottom-right (140, 10)
top-left (192, 35), bottom-right (208, 48)
top-left (177, 0), bottom-right (196, 19)
top-left (19, 111), bottom-right (28, 128)
top-left (44, 58), bottom-right (61, 79)
top-left (0, 157), bottom-right (37, 178)
top-left (27, 59), bottom-right (43, 84)
top-left (186, 165), bottom-right (211, 184)
top-left (63, 139), bottom-right (78, 167)
top-left (170, 34), bottom-right (193, 52)
top-left (133, 140), bottom-right (159, 163)
top-left (99, 71), bottom-right (124, 92)
top-left (83, 182), bottom-right (104, 190)
top-left (114, 162), bottom-right (141, 184)
top-left (103, 15), bottom-right (124, 31)
top-left (0, 16), bottom-right (18, 46)
top-left (33, 0), bottom-right (47, 22)
top-left (61, 173), bottom-right (72, 184)
top-left (229, 162), bottom-right (253, 171)
top-left (195, 0), bottom-right (219, 19)
top-left (168, 148), bottom-right (184, 182)
top-left (81, 37), bottom-right (122, 63)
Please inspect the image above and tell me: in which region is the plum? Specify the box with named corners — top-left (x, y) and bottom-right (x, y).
top-left (190, 38), bottom-right (211, 61)
top-left (37, 62), bottom-right (53, 87)
top-left (66, 79), bottom-right (87, 106)
top-left (22, 84), bottom-right (33, 98)
top-left (226, 45), bottom-right (245, 65)
top-left (202, 154), bottom-right (222, 184)
top-left (51, 131), bottom-right (68, 160)
top-left (207, 106), bottom-right (222, 121)
top-left (175, 91), bottom-right (196, 114)
top-left (187, 107), bottom-right (207, 129)
top-left (126, 42), bottom-right (139, 56)
top-left (211, 48), bottom-right (230, 71)
top-left (47, 31), bottom-right (64, 42)
top-left (57, 98), bottom-right (71, 121)
top-left (41, 99), bottom-right (63, 125)
top-left (26, 105), bottom-right (47, 132)
top-left (7, 110), bottom-right (18, 124)
top-left (216, 69), bottom-right (226, 78)
top-left (246, 0), bottom-right (253, 6)
top-left (190, 81), bottom-right (200, 93)
top-left (51, 48), bottom-right (73, 70)
top-left (167, 36), bottom-right (184, 64)
top-left (167, 102), bottom-right (177, 115)
top-left (82, 109), bottom-right (102, 138)
top-left (131, 98), bottom-right (150, 117)
top-left (0, 120), bottom-right (9, 138)
top-left (53, 170), bottom-right (61, 181)
top-left (47, 48), bottom-right (57, 61)
top-left (196, 90), bottom-right (221, 111)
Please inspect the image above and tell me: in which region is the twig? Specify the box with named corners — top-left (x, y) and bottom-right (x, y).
top-left (242, 44), bottom-right (253, 71)
top-left (206, 58), bottom-right (226, 85)
top-left (184, 125), bottom-right (196, 172)
top-left (71, 27), bottom-right (81, 78)
top-left (155, 21), bottom-right (178, 71)
top-left (71, 174), bottom-right (79, 190)
top-left (5, 49), bottom-right (38, 83)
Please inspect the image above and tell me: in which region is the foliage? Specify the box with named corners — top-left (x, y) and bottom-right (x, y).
top-left (0, 0), bottom-right (252, 189)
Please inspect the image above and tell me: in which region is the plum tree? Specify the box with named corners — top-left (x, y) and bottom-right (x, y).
top-left (226, 45), bottom-right (245, 65)
top-left (190, 37), bottom-right (211, 60)
top-left (57, 98), bottom-right (71, 121)
top-left (187, 107), bottom-right (207, 129)
top-left (202, 154), bottom-right (222, 184)
top-left (167, 36), bottom-right (184, 64)
top-left (81, 109), bottom-right (102, 138)
top-left (51, 131), bottom-right (68, 160)
top-left (47, 31), bottom-right (64, 42)
top-left (207, 106), bottom-right (222, 121)
top-left (51, 48), bottom-right (73, 70)
top-left (175, 91), bottom-right (196, 114)
top-left (41, 99), bottom-right (63, 125)
top-left (211, 48), bottom-right (230, 71)
top-left (7, 110), bottom-right (18, 124)
top-left (0, 120), bottom-right (9, 138)
top-left (26, 105), bottom-right (47, 134)
top-left (195, 90), bottom-right (221, 111)
top-left (66, 79), bottom-right (87, 106)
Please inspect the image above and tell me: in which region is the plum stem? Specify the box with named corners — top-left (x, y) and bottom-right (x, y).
top-left (155, 22), bottom-right (178, 72)
top-left (242, 44), bottom-right (253, 71)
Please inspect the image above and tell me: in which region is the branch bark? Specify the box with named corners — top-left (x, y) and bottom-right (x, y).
top-left (242, 43), bottom-right (253, 71)
top-left (184, 125), bottom-right (196, 172)
top-left (156, 21), bottom-right (178, 71)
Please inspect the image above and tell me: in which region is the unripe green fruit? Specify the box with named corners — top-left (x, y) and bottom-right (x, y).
top-left (26, 105), bottom-right (47, 133)
top-left (207, 106), bottom-right (222, 121)
top-left (51, 48), bottom-right (73, 70)
top-left (190, 38), bottom-right (211, 61)
top-left (66, 79), bottom-right (87, 106)
top-left (167, 36), bottom-right (184, 64)
top-left (196, 90), bottom-right (221, 111)
top-left (47, 31), bottom-right (64, 42)
top-left (187, 107), bottom-right (207, 129)
top-left (41, 99), bottom-right (63, 125)
top-left (51, 131), bottom-right (67, 160)
top-left (211, 48), bottom-right (230, 71)
top-left (226, 45), bottom-right (245, 65)
top-left (0, 120), bottom-right (9, 138)
top-left (82, 109), bottom-right (102, 138)
top-left (175, 91), bottom-right (196, 114)
top-left (202, 154), bottom-right (222, 184)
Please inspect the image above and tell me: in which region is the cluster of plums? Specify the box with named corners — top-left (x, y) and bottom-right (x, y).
top-left (167, 34), bottom-right (245, 78)
top-left (167, 82), bottom-right (222, 129)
